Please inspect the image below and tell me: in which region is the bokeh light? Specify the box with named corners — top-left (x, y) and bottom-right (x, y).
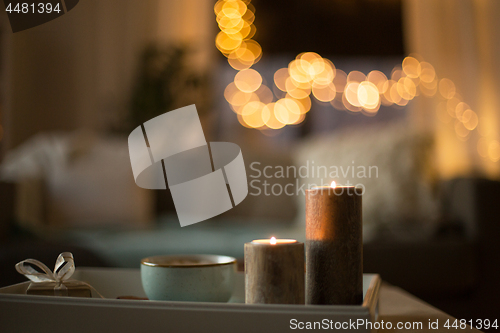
top-left (262, 103), bottom-right (286, 129)
top-left (312, 82), bottom-right (336, 102)
top-left (234, 69), bottom-right (262, 93)
top-left (402, 56), bottom-right (420, 78)
top-left (461, 109), bottom-right (478, 130)
top-left (367, 70), bottom-right (388, 92)
top-left (216, 0), bottom-right (488, 147)
top-left (439, 78), bottom-right (456, 99)
top-left (274, 68), bottom-right (289, 92)
top-left (454, 120), bottom-right (469, 139)
top-left (347, 71), bottom-right (366, 83)
top-left (288, 94), bottom-right (311, 114)
top-left (477, 138), bottom-right (489, 158)
top-left (418, 62), bottom-right (436, 83)
top-left (224, 82), bottom-right (256, 107)
top-left (285, 77), bottom-right (311, 99)
top-left (488, 140), bottom-right (500, 162)
top-left (216, 31), bottom-right (242, 54)
top-left (344, 82), bottom-right (362, 108)
top-left (241, 101), bottom-right (266, 128)
top-left (358, 81), bottom-right (380, 111)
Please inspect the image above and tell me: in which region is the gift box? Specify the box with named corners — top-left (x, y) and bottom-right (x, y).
top-left (26, 280), bottom-right (91, 297)
top-left (16, 252), bottom-right (95, 298)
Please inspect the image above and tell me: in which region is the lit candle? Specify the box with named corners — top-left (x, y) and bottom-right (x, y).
top-left (244, 237), bottom-right (304, 304)
top-left (305, 181), bottom-right (363, 305)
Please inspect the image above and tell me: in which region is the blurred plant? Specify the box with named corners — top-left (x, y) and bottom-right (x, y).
top-left (122, 44), bottom-right (210, 133)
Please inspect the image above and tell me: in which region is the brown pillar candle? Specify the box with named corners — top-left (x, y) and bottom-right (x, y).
top-left (305, 184), bottom-right (363, 305)
top-left (245, 238), bottom-right (305, 304)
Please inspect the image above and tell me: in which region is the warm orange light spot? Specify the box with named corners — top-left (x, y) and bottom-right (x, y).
top-left (216, 31), bottom-right (242, 53)
top-left (367, 70), bottom-right (388, 92)
top-left (489, 140), bottom-right (500, 162)
top-left (342, 92), bottom-right (362, 112)
top-left (276, 100), bottom-right (300, 124)
top-left (299, 52), bottom-right (322, 64)
top-left (332, 69), bottom-right (347, 92)
top-left (358, 81), bottom-right (380, 109)
top-left (390, 68), bottom-right (404, 82)
top-left (347, 71), bottom-right (366, 83)
top-left (312, 82), bottom-right (336, 102)
top-left (381, 80), bottom-right (395, 105)
top-left (389, 82), bottom-right (402, 104)
top-left (402, 56), bottom-right (420, 78)
top-left (462, 109), bottom-right (478, 130)
top-left (241, 101), bottom-right (266, 128)
top-left (477, 138), bottom-right (489, 158)
top-left (228, 42), bottom-right (258, 64)
top-left (242, 40), bottom-right (262, 60)
top-left (287, 94), bottom-right (311, 114)
top-left (395, 97), bottom-right (409, 107)
top-left (275, 98), bottom-right (298, 115)
top-left (228, 57), bottom-right (253, 71)
top-left (270, 237), bottom-right (277, 245)
top-left (285, 77), bottom-right (311, 99)
top-left (221, 0), bottom-right (247, 18)
top-left (313, 63), bottom-right (335, 86)
top-left (344, 82), bottom-right (362, 107)
top-left (217, 15), bottom-right (244, 31)
top-left (439, 78), bottom-right (456, 99)
top-left (224, 82), bottom-right (258, 107)
top-left (330, 181), bottom-right (336, 188)
top-left (454, 120), bottom-right (470, 138)
top-left (234, 69), bottom-right (262, 93)
top-left (455, 102), bottom-right (470, 121)
top-left (262, 103), bottom-right (286, 129)
top-left (274, 68), bottom-right (290, 92)
top-left (289, 59), bottom-right (311, 83)
top-left (242, 7), bottom-right (255, 24)
top-left (274, 101), bottom-right (291, 124)
top-left (418, 62), bottom-right (436, 83)
top-left (397, 77), bottom-right (416, 100)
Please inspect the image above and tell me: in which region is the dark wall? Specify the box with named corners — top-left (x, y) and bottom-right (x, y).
top-left (252, 0), bottom-right (404, 56)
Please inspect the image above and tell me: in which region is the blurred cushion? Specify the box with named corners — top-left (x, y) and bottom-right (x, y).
top-left (293, 121), bottom-right (440, 241)
top-left (0, 131), bottom-right (153, 228)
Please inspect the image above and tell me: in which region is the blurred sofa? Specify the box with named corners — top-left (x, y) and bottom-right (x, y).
top-left (0, 125), bottom-right (499, 322)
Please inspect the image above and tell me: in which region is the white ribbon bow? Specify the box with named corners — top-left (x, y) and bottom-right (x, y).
top-left (15, 252), bottom-right (75, 283)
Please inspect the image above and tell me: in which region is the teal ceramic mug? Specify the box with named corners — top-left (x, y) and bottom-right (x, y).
top-left (141, 254), bottom-right (237, 302)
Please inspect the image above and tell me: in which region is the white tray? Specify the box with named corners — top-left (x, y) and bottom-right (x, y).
top-left (0, 268), bottom-right (380, 333)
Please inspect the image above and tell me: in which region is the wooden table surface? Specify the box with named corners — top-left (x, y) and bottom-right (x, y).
top-left (379, 283), bottom-right (479, 332)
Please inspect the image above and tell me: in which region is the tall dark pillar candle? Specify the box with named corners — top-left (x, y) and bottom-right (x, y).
top-left (305, 185), bottom-right (363, 305)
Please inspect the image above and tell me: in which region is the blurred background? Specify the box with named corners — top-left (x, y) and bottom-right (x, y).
top-left (1, 0), bottom-right (500, 325)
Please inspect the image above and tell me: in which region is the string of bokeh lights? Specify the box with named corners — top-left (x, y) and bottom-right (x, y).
top-left (214, 0), bottom-right (500, 162)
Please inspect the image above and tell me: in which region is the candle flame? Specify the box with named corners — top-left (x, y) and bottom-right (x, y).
top-left (330, 181), bottom-right (337, 188)
top-left (270, 237), bottom-right (277, 245)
